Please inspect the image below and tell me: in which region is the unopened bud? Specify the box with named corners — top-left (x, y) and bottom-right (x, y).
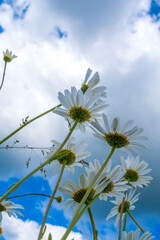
top-left (56, 195), bottom-right (64, 203)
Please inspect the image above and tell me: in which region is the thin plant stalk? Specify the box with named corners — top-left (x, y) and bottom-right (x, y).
top-left (118, 190), bottom-right (127, 240)
top-left (123, 214), bottom-right (127, 232)
top-left (0, 121), bottom-right (77, 203)
top-left (88, 207), bottom-right (97, 240)
top-left (62, 195), bottom-right (99, 240)
top-left (38, 163), bottom-right (66, 240)
top-left (61, 147), bottom-right (115, 240)
top-left (6, 193), bottom-right (51, 200)
top-left (127, 210), bottom-right (145, 233)
top-left (0, 61), bottom-right (7, 91)
top-left (0, 104), bottom-right (62, 145)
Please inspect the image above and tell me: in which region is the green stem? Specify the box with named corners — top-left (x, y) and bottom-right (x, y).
top-left (0, 104), bottom-right (62, 145)
top-left (38, 163), bottom-right (66, 240)
top-left (0, 61), bottom-right (7, 91)
top-left (127, 210), bottom-right (145, 233)
top-left (118, 190), bottom-right (127, 240)
top-left (88, 207), bottom-right (97, 240)
top-left (63, 195), bottom-right (99, 240)
top-left (123, 214), bottom-right (127, 232)
top-left (0, 121), bottom-right (77, 203)
top-left (61, 147), bottom-right (115, 240)
top-left (6, 193), bottom-right (51, 200)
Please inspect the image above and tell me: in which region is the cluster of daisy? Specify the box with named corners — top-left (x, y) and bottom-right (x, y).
top-left (47, 68), bottom-right (154, 239)
top-left (0, 65), bottom-right (155, 239)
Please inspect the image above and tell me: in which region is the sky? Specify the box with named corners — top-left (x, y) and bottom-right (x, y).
top-left (0, 0), bottom-right (160, 239)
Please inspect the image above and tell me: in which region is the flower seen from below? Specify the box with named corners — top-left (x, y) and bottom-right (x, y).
top-left (122, 229), bottom-right (155, 240)
top-left (0, 200), bottom-right (24, 223)
top-left (121, 156), bottom-right (153, 188)
top-left (91, 114), bottom-right (147, 155)
top-left (3, 49), bottom-right (17, 62)
top-left (106, 189), bottom-right (140, 226)
top-left (85, 159), bottom-right (130, 201)
top-left (47, 137), bottom-right (90, 175)
top-left (53, 87), bottom-right (108, 133)
top-left (59, 168), bottom-right (108, 213)
top-left (81, 68), bottom-right (107, 98)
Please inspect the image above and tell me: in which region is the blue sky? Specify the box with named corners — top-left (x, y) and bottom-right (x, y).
top-left (0, 0), bottom-right (160, 239)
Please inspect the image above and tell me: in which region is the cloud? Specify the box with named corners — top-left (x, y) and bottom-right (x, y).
top-left (0, 0), bottom-right (160, 238)
top-left (1, 215), bottom-right (84, 240)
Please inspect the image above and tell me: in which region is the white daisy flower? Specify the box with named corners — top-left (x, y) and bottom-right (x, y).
top-left (59, 170), bottom-right (108, 213)
top-left (122, 229), bottom-right (155, 240)
top-left (121, 156), bottom-right (153, 188)
top-left (47, 137), bottom-right (91, 175)
top-left (3, 49), bottom-right (17, 62)
top-left (91, 114), bottom-right (147, 155)
top-left (81, 68), bottom-right (107, 98)
top-left (85, 159), bottom-right (130, 201)
top-left (106, 189), bottom-right (140, 226)
top-left (0, 200), bottom-right (24, 223)
top-left (53, 87), bottom-right (108, 133)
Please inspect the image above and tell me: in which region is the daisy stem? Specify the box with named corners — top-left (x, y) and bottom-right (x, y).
top-left (0, 61), bottom-right (7, 91)
top-left (0, 104), bottom-right (62, 145)
top-left (127, 210), bottom-right (145, 233)
top-left (88, 207), bottom-right (98, 240)
top-left (118, 190), bottom-right (127, 240)
top-left (6, 193), bottom-right (52, 200)
top-left (37, 162), bottom-right (66, 240)
top-left (0, 121), bottom-right (77, 203)
top-left (62, 195), bottom-right (99, 240)
top-left (123, 214), bottom-right (127, 232)
top-left (61, 147), bottom-right (115, 240)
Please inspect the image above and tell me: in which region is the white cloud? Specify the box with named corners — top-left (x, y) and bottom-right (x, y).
top-left (2, 215), bottom-right (84, 240)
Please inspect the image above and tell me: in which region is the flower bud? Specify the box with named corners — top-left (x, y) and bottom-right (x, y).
top-left (56, 195), bottom-right (64, 203)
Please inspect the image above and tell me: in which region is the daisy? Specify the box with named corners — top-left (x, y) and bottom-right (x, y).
top-left (121, 156), bottom-right (153, 188)
top-left (106, 189), bottom-right (140, 226)
top-left (0, 200), bottom-right (24, 223)
top-left (91, 114), bottom-right (147, 155)
top-left (3, 49), bottom-right (17, 62)
top-left (59, 170), bottom-right (108, 213)
top-left (81, 68), bottom-right (107, 98)
top-left (47, 137), bottom-right (91, 175)
top-left (85, 159), bottom-right (130, 201)
top-left (53, 87), bottom-right (108, 133)
top-left (122, 229), bottom-right (155, 240)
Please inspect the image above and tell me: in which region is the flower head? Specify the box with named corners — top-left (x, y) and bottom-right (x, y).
top-left (53, 87), bottom-right (108, 133)
top-left (59, 169), bottom-right (108, 213)
top-left (122, 229), bottom-right (155, 240)
top-left (47, 137), bottom-right (90, 175)
top-left (85, 159), bottom-right (130, 201)
top-left (81, 68), bottom-right (106, 98)
top-left (0, 200), bottom-right (24, 223)
top-left (91, 114), bottom-right (147, 155)
top-left (106, 189), bottom-right (140, 226)
top-left (121, 156), bottom-right (153, 188)
top-left (3, 49), bottom-right (17, 62)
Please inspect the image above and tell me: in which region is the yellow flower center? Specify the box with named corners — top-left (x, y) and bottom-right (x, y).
top-left (81, 83), bottom-right (89, 94)
top-left (124, 169), bottom-right (139, 182)
top-left (0, 204), bottom-right (6, 212)
top-left (68, 106), bottom-right (91, 123)
top-left (72, 187), bottom-right (95, 205)
top-left (0, 227), bottom-right (2, 235)
top-left (58, 149), bottom-right (76, 165)
top-left (3, 55), bottom-right (12, 62)
top-left (102, 181), bottom-right (114, 193)
top-left (118, 200), bottom-right (130, 213)
top-left (104, 132), bottom-right (130, 148)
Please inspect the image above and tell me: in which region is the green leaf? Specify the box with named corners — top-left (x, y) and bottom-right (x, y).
top-left (40, 225), bottom-right (47, 239)
top-left (48, 233), bottom-right (52, 240)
